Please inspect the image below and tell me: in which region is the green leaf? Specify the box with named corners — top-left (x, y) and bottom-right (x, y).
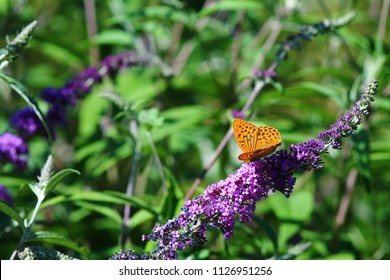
top-left (270, 190), bottom-right (314, 222)
top-left (0, 201), bottom-right (25, 231)
top-left (74, 201), bottom-right (122, 225)
top-left (159, 167), bottom-right (184, 221)
top-left (103, 191), bottom-right (159, 215)
top-left (139, 108), bottom-right (164, 131)
top-left (269, 80), bottom-right (285, 96)
top-left (0, 176), bottom-right (30, 187)
top-left (73, 139), bottom-right (106, 162)
top-left (116, 70), bottom-right (164, 105)
top-left (278, 223), bottom-right (301, 249)
top-left (0, 0), bottom-right (10, 14)
top-left (91, 143), bottom-right (133, 177)
top-left (30, 40), bottom-right (85, 68)
top-left (252, 216), bottom-right (278, 253)
top-left (287, 82), bottom-right (344, 107)
top-left (145, 6), bottom-right (195, 26)
top-left (153, 105), bottom-right (212, 142)
top-left (326, 253), bottom-right (355, 260)
top-left (129, 209), bottom-right (155, 230)
top-left (268, 191), bottom-right (314, 248)
top-left (41, 190), bottom-right (159, 216)
top-left (274, 242), bottom-right (312, 260)
top-left (374, 97), bottom-right (390, 111)
top-left (125, 6), bottom-right (196, 27)
top-left (0, 72), bottom-right (53, 145)
top-left (99, 91), bottom-right (132, 113)
top-left (25, 231), bottom-right (88, 257)
top-left (289, 66), bottom-right (354, 82)
top-left (200, 0), bottom-right (264, 17)
top-left (93, 30), bottom-right (134, 46)
top-left (78, 86), bottom-right (107, 138)
top-left (44, 169), bottom-right (81, 196)
top-left (352, 128), bottom-right (371, 190)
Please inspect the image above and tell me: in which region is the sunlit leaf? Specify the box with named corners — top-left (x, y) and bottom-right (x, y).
top-left (200, 0), bottom-right (263, 17)
top-left (44, 169), bottom-right (81, 196)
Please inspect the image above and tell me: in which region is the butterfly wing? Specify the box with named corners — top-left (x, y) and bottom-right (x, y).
top-left (237, 152), bottom-right (255, 162)
top-left (247, 144), bottom-right (281, 161)
top-left (233, 119), bottom-right (259, 153)
top-left (254, 126), bottom-right (281, 150)
top-left (234, 120), bottom-right (282, 162)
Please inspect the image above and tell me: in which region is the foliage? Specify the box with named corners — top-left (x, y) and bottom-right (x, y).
top-left (0, 0), bottom-right (389, 260)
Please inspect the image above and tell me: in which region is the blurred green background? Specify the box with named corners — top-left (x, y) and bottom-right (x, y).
top-left (0, 0), bottom-right (389, 260)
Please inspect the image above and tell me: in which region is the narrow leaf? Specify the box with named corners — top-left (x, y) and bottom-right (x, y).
top-left (352, 128), bottom-right (371, 191)
top-left (200, 0), bottom-right (263, 17)
top-left (0, 72), bottom-right (53, 145)
top-left (44, 169), bottom-right (80, 196)
top-left (74, 201), bottom-right (122, 225)
top-left (41, 190), bottom-right (159, 216)
top-left (0, 201), bottom-right (25, 231)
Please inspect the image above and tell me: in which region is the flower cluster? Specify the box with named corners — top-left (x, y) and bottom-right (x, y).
top-left (10, 107), bottom-right (46, 139)
top-left (231, 110), bottom-right (247, 119)
top-left (2, 51), bottom-right (146, 169)
top-left (34, 51), bottom-right (143, 129)
top-left (0, 132), bottom-right (28, 169)
top-left (275, 13), bottom-right (355, 63)
top-left (111, 81), bottom-right (378, 260)
top-left (110, 250), bottom-right (140, 260)
top-left (18, 246), bottom-right (77, 260)
top-left (252, 15), bottom-right (355, 82)
top-left (318, 83), bottom-right (377, 149)
top-left (252, 68), bottom-right (277, 80)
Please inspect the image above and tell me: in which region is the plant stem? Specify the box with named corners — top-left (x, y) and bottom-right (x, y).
top-left (185, 80), bottom-right (265, 200)
top-left (83, 0), bottom-right (100, 65)
top-left (378, 0), bottom-right (390, 41)
top-left (146, 131), bottom-right (167, 193)
top-left (185, 13), bottom-right (355, 199)
top-left (121, 120), bottom-right (141, 247)
top-left (185, 19), bottom-right (282, 200)
top-left (335, 168), bottom-right (358, 230)
top-left (9, 195), bottom-right (44, 260)
top-left (172, 0), bottom-right (212, 74)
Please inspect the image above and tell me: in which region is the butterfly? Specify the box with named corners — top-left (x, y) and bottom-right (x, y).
top-left (233, 118), bottom-right (281, 162)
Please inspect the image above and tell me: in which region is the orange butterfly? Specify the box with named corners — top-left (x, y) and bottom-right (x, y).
top-left (233, 118), bottom-right (281, 162)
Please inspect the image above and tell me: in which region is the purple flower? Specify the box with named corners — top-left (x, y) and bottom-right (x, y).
top-left (10, 107), bottom-right (45, 139)
top-left (46, 105), bottom-right (68, 125)
top-left (64, 66), bottom-right (102, 97)
top-left (318, 82), bottom-right (378, 149)
top-left (0, 132), bottom-right (28, 169)
top-left (0, 184), bottom-right (13, 205)
top-left (101, 52), bottom-right (141, 78)
top-left (134, 81), bottom-right (379, 260)
top-left (36, 51), bottom-right (144, 139)
top-left (231, 110), bottom-right (247, 119)
top-left (142, 157), bottom-right (299, 259)
top-left (110, 250), bottom-right (140, 260)
top-left (41, 87), bottom-right (77, 107)
top-left (290, 140), bottom-right (325, 170)
top-left (253, 68), bottom-right (277, 79)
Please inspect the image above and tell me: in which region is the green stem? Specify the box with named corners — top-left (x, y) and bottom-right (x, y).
top-left (146, 131), bottom-right (167, 193)
top-left (121, 120), bottom-right (141, 248)
top-left (9, 195), bottom-right (45, 260)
